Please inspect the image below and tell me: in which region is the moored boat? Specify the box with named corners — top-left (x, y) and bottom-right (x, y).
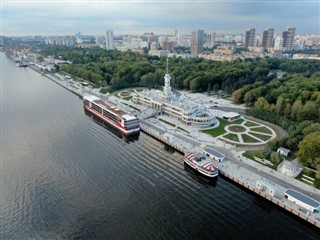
top-left (83, 95), bottom-right (140, 135)
top-left (184, 152), bottom-right (219, 177)
top-left (16, 61), bottom-right (28, 67)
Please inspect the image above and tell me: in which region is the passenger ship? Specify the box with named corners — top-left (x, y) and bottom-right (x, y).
top-left (83, 95), bottom-right (140, 134)
top-left (184, 152), bottom-right (219, 178)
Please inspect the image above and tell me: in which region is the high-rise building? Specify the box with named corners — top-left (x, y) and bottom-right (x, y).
top-left (204, 32), bottom-right (216, 48)
top-left (282, 27), bottom-right (295, 51)
top-left (105, 30), bottom-right (115, 50)
top-left (191, 29), bottom-right (205, 57)
top-left (262, 28), bottom-right (274, 50)
top-left (274, 36), bottom-right (283, 50)
top-left (244, 28), bottom-right (255, 48)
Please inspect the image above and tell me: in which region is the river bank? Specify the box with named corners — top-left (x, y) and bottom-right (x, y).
top-left (10, 54), bottom-right (320, 229)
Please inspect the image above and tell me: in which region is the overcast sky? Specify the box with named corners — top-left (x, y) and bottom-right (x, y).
top-left (2, 0), bottom-right (319, 36)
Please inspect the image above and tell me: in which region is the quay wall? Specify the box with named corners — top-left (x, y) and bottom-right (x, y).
top-left (140, 124), bottom-right (186, 154)
top-left (140, 123), bottom-right (320, 229)
top-left (221, 171), bottom-right (320, 228)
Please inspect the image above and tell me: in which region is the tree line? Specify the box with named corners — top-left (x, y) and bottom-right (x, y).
top-left (38, 45), bottom-right (320, 92)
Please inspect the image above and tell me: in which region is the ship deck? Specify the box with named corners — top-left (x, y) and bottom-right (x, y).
top-left (94, 99), bottom-right (127, 116)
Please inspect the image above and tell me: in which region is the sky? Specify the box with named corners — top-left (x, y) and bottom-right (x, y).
top-left (1, 0), bottom-right (320, 36)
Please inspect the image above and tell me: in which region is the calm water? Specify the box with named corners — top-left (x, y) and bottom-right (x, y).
top-left (0, 53), bottom-right (319, 239)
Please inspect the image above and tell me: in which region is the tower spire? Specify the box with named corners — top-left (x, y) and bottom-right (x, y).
top-left (163, 58), bottom-right (172, 101)
top-left (166, 58), bottom-right (168, 74)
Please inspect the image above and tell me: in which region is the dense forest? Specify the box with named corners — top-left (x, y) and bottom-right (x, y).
top-left (233, 72), bottom-right (320, 173)
top-left (39, 46), bottom-right (320, 92)
top-left (37, 46), bottom-right (320, 173)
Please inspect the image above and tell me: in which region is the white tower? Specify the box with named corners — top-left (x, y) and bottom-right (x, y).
top-left (274, 36), bottom-right (283, 50)
top-left (162, 58), bottom-right (172, 101)
top-left (105, 30), bottom-right (115, 50)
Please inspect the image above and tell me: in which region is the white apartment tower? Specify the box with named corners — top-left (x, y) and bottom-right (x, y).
top-left (105, 30), bottom-right (115, 50)
top-left (274, 36), bottom-right (283, 51)
top-left (204, 32), bottom-right (216, 48)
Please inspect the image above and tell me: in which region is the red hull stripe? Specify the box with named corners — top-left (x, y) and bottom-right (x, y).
top-left (201, 162), bottom-right (218, 171)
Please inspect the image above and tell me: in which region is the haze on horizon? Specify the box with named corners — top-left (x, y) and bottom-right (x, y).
top-left (2, 0), bottom-right (320, 36)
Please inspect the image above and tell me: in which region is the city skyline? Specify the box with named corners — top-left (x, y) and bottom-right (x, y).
top-left (2, 0), bottom-right (319, 36)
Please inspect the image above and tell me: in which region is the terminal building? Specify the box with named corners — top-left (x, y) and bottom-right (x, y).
top-left (132, 60), bottom-right (217, 128)
top-left (223, 112), bottom-right (241, 122)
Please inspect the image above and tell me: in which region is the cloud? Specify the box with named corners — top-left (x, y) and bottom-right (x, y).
top-left (1, 1), bottom-right (319, 35)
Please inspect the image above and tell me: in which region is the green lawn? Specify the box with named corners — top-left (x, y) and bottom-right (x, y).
top-left (232, 118), bottom-right (244, 124)
top-left (242, 134), bottom-right (260, 143)
top-left (202, 118), bottom-right (229, 137)
top-left (223, 133), bottom-right (239, 142)
top-left (249, 132), bottom-right (272, 141)
top-left (229, 125), bottom-right (246, 133)
top-left (100, 87), bottom-right (115, 94)
top-left (242, 150), bottom-right (265, 160)
top-left (244, 121), bottom-right (259, 127)
top-left (123, 95), bottom-right (133, 101)
top-left (250, 126), bottom-right (272, 134)
top-left (243, 150), bottom-right (279, 170)
top-left (202, 118), bottom-right (244, 137)
top-left (296, 169), bottom-right (320, 189)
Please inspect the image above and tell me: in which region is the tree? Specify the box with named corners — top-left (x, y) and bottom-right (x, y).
top-left (291, 99), bottom-right (303, 120)
top-left (298, 132), bottom-right (320, 168)
top-left (302, 123), bottom-right (320, 136)
top-left (190, 77), bottom-right (201, 92)
top-left (213, 83), bottom-right (220, 93)
top-left (232, 89), bottom-right (243, 104)
top-left (299, 101), bottom-right (318, 121)
top-left (275, 96), bottom-right (284, 114)
top-left (207, 83), bottom-right (211, 96)
top-left (254, 97), bottom-right (270, 111)
top-left (270, 151), bottom-right (282, 165)
top-left (284, 103), bottom-right (291, 117)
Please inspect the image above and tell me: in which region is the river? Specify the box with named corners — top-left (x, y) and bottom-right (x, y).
top-left (0, 53), bottom-right (319, 239)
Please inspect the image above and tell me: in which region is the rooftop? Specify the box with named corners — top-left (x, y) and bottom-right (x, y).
top-left (139, 89), bottom-right (208, 114)
top-left (278, 147), bottom-right (291, 154)
top-left (285, 189), bottom-right (320, 209)
top-left (204, 147), bottom-right (225, 158)
top-left (223, 112), bottom-right (241, 118)
top-left (84, 95), bottom-right (127, 116)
